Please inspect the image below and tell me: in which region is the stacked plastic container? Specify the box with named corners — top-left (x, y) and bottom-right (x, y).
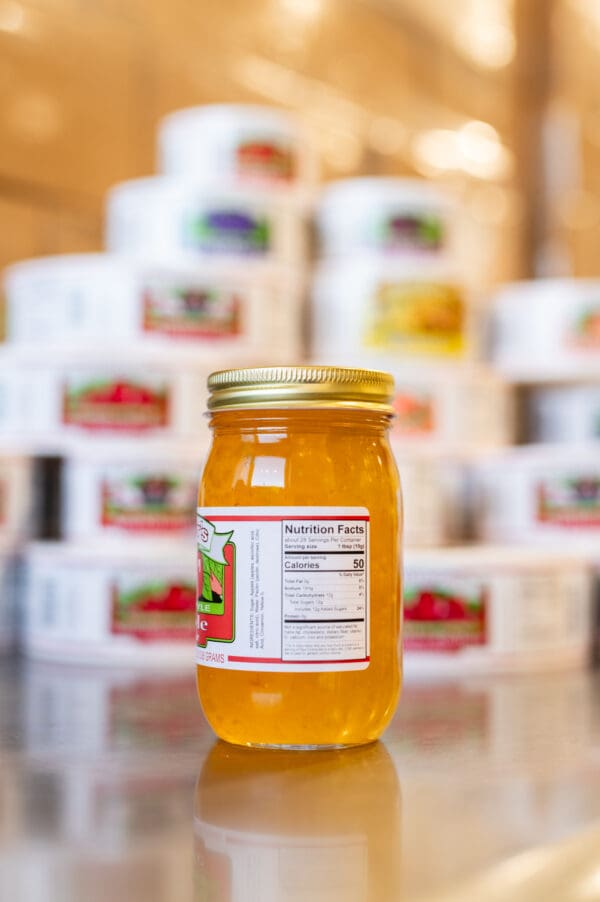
top-left (312, 178), bottom-right (512, 546)
top-left (472, 279), bottom-right (600, 613)
top-left (2, 103), bottom-right (314, 666)
top-left (400, 279), bottom-right (598, 675)
top-left (2, 104), bottom-right (595, 678)
top-left (311, 179), bottom-right (595, 675)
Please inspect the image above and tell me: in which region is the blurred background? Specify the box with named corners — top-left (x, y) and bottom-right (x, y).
top-left (1, 0), bottom-right (599, 281)
top-left (0, 0), bottom-right (598, 667)
top-left (1, 3), bottom-right (600, 901)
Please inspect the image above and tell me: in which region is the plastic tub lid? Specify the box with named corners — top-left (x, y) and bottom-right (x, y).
top-left (493, 278), bottom-right (600, 303)
top-left (159, 103), bottom-right (305, 136)
top-left (0, 342), bottom-right (270, 373)
top-left (106, 175), bottom-right (305, 209)
top-left (26, 539), bottom-right (194, 567)
top-left (404, 544), bottom-right (593, 573)
top-left (62, 437), bottom-right (205, 462)
top-left (473, 441), bottom-right (600, 467)
top-left (318, 177), bottom-right (453, 212)
top-left (312, 356), bottom-right (504, 385)
top-left (4, 251), bottom-right (296, 286)
top-left (5, 252), bottom-right (112, 279)
top-left (491, 363), bottom-right (600, 385)
top-left (313, 253), bottom-right (463, 282)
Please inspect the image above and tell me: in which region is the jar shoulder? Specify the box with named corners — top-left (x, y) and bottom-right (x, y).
top-left (200, 433), bottom-right (399, 503)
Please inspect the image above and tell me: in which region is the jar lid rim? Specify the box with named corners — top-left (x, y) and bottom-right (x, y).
top-left (207, 365), bottom-right (395, 412)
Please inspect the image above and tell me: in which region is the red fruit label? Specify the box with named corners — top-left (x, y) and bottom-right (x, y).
top-left (63, 377), bottom-right (170, 432)
top-left (112, 578), bottom-right (196, 641)
top-left (392, 390), bottom-right (435, 436)
top-left (537, 475), bottom-right (600, 527)
top-left (404, 580), bottom-right (487, 652)
top-left (568, 304), bottom-right (600, 349)
top-left (142, 282), bottom-right (243, 339)
top-left (101, 472), bottom-right (196, 532)
top-left (236, 138), bottom-right (296, 182)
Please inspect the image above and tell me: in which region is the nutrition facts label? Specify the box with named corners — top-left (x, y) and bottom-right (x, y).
top-left (281, 517), bottom-right (368, 663)
top-left (196, 507), bottom-right (370, 672)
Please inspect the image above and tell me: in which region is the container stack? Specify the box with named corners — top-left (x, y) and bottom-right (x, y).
top-left (1, 103), bottom-right (314, 666)
top-left (1, 100), bottom-right (596, 679)
top-left (398, 280), bottom-right (600, 672)
top-left (475, 279), bottom-right (600, 592)
top-left (311, 177), bottom-right (513, 549)
top-left (309, 178), bottom-right (597, 676)
top-left (400, 279), bottom-right (599, 675)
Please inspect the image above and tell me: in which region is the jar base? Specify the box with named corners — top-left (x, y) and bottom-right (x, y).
top-left (218, 738), bottom-right (379, 751)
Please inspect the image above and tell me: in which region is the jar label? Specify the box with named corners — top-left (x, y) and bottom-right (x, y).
top-left (392, 389), bottom-right (436, 437)
top-left (195, 507), bottom-right (370, 671)
top-left (378, 212), bottom-right (445, 252)
top-left (100, 469), bottom-right (197, 532)
top-left (183, 208), bottom-right (271, 255)
top-left (62, 375), bottom-right (170, 431)
top-left (112, 576), bottom-right (196, 641)
top-left (364, 282), bottom-right (465, 356)
top-left (404, 577), bottom-right (488, 652)
top-left (567, 303), bottom-right (600, 350)
top-left (142, 281), bottom-right (243, 339)
top-left (536, 474), bottom-right (600, 527)
top-left (236, 138), bottom-right (296, 182)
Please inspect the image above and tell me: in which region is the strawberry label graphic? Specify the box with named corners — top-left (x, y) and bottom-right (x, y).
top-left (142, 282), bottom-right (242, 339)
top-left (365, 282), bottom-right (465, 356)
top-left (112, 578), bottom-right (196, 641)
top-left (537, 475), bottom-right (600, 527)
top-left (236, 138), bottom-right (295, 182)
top-left (63, 377), bottom-right (170, 431)
top-left (101, 472), bottom-right (196, 532)
top-left (568, 304), bottom-right (600, 350)
top-left (184, 208), bottom-right (270, 255)
top-left (404, 579), bottom-right (487, 652)
top-left (379, 213), bottom-right (444, 252)
top-left (392, 390), bottom-right (435, 436)
top-left (196, 514), bottom-right (236, 648)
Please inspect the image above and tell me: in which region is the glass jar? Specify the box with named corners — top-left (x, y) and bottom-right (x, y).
top-left (196, 366), bottom-right (402, 748)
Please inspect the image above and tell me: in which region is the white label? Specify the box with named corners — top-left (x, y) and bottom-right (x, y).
top-left (196, 506), bottom-right (370, 672)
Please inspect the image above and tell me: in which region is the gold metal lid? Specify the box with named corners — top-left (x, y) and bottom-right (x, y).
top-left (207, 365), bottom-right (395, 413)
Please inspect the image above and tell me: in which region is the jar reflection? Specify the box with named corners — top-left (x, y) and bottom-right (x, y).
top-left (194, 740), bottom-right (402, 901)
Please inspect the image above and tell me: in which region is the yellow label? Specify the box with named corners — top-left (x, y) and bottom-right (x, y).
top-left (364, 282), bottom-right (466, 356)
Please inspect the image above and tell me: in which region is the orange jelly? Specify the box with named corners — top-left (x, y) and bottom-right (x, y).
top-left (196, 366), bottom-right (402, 748)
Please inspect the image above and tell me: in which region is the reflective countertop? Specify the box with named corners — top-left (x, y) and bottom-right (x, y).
top-left (1, 655), bottom-right (600, 901)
